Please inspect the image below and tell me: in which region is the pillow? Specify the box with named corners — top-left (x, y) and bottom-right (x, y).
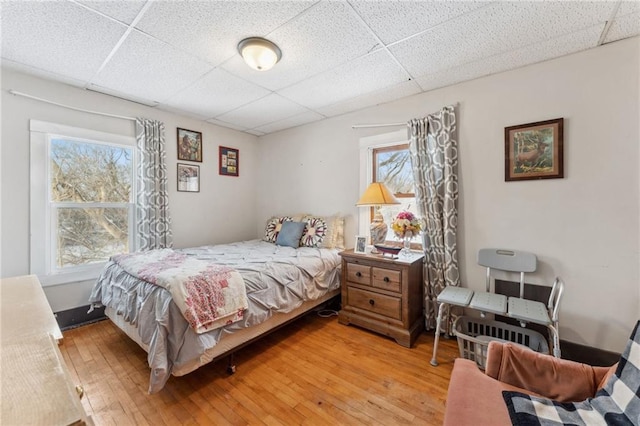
top-left (275, 221), bottom-right (306, 248)
top-left (289, 213), bottom-right (310, 222)
top-left (300, 217), bottom-right (328, 247)
top-left (307, 214), bottom-right (344, 249)
top-left (264, 216), bottom-right (292, 243)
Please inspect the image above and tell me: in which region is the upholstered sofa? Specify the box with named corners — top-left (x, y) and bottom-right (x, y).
top-left (443, 340), bottom-right (618, 425)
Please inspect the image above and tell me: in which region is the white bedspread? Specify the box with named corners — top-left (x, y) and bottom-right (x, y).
top-left (89, 240), bottom-right (341, 393)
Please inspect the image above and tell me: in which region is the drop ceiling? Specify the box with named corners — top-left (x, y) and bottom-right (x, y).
top-left (2, 1), bottom-right (638, 136)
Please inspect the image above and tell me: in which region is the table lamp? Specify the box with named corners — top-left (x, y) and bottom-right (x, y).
top-left (356, 182), bottom-right (401, 251)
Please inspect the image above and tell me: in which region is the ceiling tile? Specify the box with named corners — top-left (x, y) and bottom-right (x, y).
top-left (279, 50), bottom-right (409, 110)
top-left (221, 0), bottom-right (382, 91)
top-left (135, 1), bottom-right (315, 66)
top-left (245, 130), bottom-right (266, 137)
top-left (416, 25), bottom-right (602, 92)
top-left (157, 105), bottom-right (210, 121)
top-left (77, 0), bottom-right (147, 25)
top-left (253, 111), bottom-right (326, 133)
top-left (316, 80), bottom-right (422, 117)
top-left (215, 94), bottom-right (309, 129)
top-left (0, 1), bottom-right (127, 82)
top-left (205, 118), bottom-right (248, 132)
top-left (87, 83), bottom-right (159, 107)
top-left (161, 68), bottom-right (271, 118)
top-left (617, 1), bottom-right (640, 17)
top-left (92, 29), bottom-right (213, 104)
top-left (391, 1), bottom-right (612, 78)
top-left (605, 11), bottom-right (640, 44)
top-left (350, 0), bottom-right (491, 44)
top-left (1, 59), bottom-right (88, 90)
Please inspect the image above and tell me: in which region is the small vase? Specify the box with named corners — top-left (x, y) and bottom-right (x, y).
top-left (400, 235), bottom-right (412, 257)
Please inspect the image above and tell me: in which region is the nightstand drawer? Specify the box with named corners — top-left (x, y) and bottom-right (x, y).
top-left (348, 287), bottom-right (401, 320)
top-left (372, 268), bottom-right (401, 293)
top-left (346, 263), bottom-right (371, 286)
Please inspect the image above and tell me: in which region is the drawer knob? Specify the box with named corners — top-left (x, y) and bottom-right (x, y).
top-left (369, 299), bottom-right (375, 306)
top-left (383, 277), bottom-right (390, 283)
top-left (76, 385), bottom-right (84, 400)
top-left (355, 272), bottom-right (362, 277)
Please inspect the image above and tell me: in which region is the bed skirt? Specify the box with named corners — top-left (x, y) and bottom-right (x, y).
top-left (106, 288), bottom-right (340, 377)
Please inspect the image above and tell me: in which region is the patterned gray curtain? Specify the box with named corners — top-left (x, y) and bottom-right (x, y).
top-left (407, 105), bottom-right (460, 331)
top-left (135, 118), bottom-right (172, 251)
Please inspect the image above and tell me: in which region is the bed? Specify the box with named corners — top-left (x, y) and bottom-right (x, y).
top-left (89, 216), bottom-right (343, 393)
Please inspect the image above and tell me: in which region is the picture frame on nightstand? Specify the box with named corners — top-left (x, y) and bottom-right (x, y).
top-left (354, 236), bottom-right (367, 254)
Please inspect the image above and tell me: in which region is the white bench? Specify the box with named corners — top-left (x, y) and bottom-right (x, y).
top-left (430, 249), bottom-right (564, 366)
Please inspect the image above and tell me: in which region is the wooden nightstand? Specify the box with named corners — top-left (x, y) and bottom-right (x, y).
top-left (338, 249), bottom-right (424, 347)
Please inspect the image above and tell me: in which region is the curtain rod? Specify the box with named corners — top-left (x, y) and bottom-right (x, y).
top-left (351, 122), bottom-right (405, 129)
top-left (352, 103), bottom-right (460, 129)
top-left (8, 89), bottom-right (137, 121)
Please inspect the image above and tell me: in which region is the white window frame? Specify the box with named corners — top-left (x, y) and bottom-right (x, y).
top-left (358, 129), bottom-right (414, 239)
top-left (30, 120), bottom-right (137, 286)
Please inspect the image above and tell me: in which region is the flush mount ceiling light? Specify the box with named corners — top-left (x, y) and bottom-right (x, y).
top-left (237, 37), bottom-right (282, 71)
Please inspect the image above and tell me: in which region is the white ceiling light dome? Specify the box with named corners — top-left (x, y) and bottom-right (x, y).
top-left (237, 37), bottom-right (282, 72)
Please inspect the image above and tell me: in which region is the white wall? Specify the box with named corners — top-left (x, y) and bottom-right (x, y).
top-left (0, 68), bottom-right (259, 311)
top-left (257, 37), bottom-right (640, 353)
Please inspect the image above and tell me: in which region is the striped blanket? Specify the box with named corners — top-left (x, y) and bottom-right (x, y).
top-left (112, 249), bottom-right (247, 334)
top-left (503, 321), bottom-right (640, 426)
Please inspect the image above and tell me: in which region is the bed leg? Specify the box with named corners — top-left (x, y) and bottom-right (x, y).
top-left (226, 353), bottom-right (236, 375)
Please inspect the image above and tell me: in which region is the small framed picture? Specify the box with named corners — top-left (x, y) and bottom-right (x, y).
top-left (177, 163), bottom-right (200, 192)
top-left (354, 236), bottom-right (367, 254)
top-left (177, 128), bottom-right (203, 162)
top-left (505, 118), bottom-right (563, 181)
top-left (219, 146), bottom-right (239, 177)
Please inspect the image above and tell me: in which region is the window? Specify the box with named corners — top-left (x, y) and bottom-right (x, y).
top-left (359, 129), bottom-right (420, 245)
top-left (372, 144), bottom-right (419, 242)
top-left (30, 121), bottom-right (136, 285)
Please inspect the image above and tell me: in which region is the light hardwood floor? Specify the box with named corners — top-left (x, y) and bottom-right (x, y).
top-left (59, 313), bottom-right (460, 425)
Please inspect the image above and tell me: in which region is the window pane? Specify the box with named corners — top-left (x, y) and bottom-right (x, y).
top-left (50, 138), bottom-right (132, 203)
top-left (373, 145), bottom-right (420, 243)
top-left (375, 148), bottom-right (413, 195)
top-left (55, 207), bottom-right (129, 268)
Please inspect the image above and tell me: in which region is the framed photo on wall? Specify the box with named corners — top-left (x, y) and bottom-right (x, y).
top-left (505, 118), bottom-right (564, 181)
top-left (177, 163), bottom-right (200, 192)
top-left (219, 146), bottom-right (239, 177)
top-left (177, 128), bottom-right (202, 162)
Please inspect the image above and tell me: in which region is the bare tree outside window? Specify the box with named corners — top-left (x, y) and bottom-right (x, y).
top-left (376, 148), bottom-right (413, 194)
top-left (50, 138), bottom-right (133, 268)
top-left (372, 144), bottom-right (419, 242)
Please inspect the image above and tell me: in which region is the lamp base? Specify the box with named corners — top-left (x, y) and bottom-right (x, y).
top-left (370, 212), bottom-right (388, 247)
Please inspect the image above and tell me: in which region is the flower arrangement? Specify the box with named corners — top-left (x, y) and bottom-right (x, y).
top-left (391, 211), bottom-right (422, 239)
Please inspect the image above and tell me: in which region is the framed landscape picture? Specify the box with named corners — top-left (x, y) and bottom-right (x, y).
top-left (219, 146), bottom-right (239, 177)
top-left (177, 163), bottom-right (200, 192)
top-left (177, 128), bottom-right (202, 162)
top-left (505, 118), bottom-right (564, 181)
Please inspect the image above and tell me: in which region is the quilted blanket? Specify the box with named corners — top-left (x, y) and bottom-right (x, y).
top-left (503, 320), bottom-right (640, 426)
top-left (112, 249), bottom-right (247, 334)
